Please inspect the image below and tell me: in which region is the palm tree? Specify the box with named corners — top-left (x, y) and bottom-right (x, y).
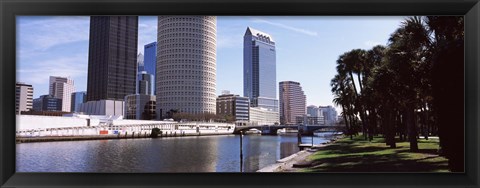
top-left (331, 74), bottom-right (353, 139)
top-left (339, 49), bottom-right (373, 140)
top-left (427, 16), bottom-right (464, 172)
top-left (385, 16), bottom-right (431, 152)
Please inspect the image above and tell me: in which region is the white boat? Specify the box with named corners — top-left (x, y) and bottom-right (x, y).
top-left (277, 128), bottom-right (298, 134)
top-left (244, 128), bottom-right (262, 134)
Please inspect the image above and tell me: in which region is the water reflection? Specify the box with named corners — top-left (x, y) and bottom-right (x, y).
top-left (17, 134), bottom-right (328, 172)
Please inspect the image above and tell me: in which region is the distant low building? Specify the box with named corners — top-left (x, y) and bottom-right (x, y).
top-left (33, 95), bottom-right (62, 112)
top-left (124, 94), bottom-right (156, 120)
top-left (249, 107), bottom-right (279, 126)
top-left (319, 105), bottom-right (338, 126)
top-left (21, 111), bottom-right (70, 116)
top-left (216, 94), bottom-right (249, 122)
top-left (306, 105), bottom-right (325, 125)
top-left (78, 100), bottom-right (124, 117)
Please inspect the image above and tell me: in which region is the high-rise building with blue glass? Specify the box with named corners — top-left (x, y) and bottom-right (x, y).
top-left (144, 42), bottom-right (157, 95)
top-left (70, 91), bottom-right (86, 112)
top-left (243, 27), bottom-right (278, 112)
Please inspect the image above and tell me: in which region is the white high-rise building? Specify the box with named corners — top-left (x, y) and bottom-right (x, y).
top-left (49, 76), bottom-right (75, 112)
top-left (156, 16), bottom-right (217, 119)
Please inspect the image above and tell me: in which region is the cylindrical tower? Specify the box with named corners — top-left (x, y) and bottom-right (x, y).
top-left (156, 16), bottom-right (217, 119)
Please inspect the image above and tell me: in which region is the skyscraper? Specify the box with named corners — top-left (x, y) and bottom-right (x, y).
top-left (49, 76), bottom-right (75, 112)
top-left (243, 27), bottom-right (278, 112)
top-left (279, 81), bottom-right (306, 125)
top-left (15, 82), bottom-right (33, 114)
top-left (144, 42), bottom-right (157, 95)
top-left (156, 16), bottom-right (217, 119)
top-left (87, 16), bottom-right (138, 102)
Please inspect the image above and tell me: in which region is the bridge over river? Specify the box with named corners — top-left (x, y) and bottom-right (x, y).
top-left (233, 125), bottom-right (345, 135)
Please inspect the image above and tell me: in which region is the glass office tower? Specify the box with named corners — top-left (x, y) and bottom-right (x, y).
top-left (243, 27), bottom-right (278, 112)
top-left (144, 42), bottom-right (157, 95)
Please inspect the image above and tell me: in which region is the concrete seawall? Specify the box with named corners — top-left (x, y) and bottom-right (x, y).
top-left (16, 132), bottom-right (234, 143)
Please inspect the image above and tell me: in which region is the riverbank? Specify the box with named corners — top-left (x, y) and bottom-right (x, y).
top-left (257, 135), bottom-right (342, 172)
top-left (276, 135), bottom-right (449, 172)
top-left (16, 132), bottom-right (233, 143)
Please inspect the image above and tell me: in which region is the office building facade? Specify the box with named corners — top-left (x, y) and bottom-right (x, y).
top-left (249, 107), bottom-right (279, 126)
top-left (279, 81), bottom-right (306, 125)
top-left (15, 82), bottom-right (33, 114)
top-left (78, 100), bottom-right (124, 116)
top-left (87, 16), bottom-right (138, 102)
top-left (306, 105), bottom-right (325, 125)
top-left (49, 76), bottom-right (75, 112)
top-left (33, 95), bottom-right (62, 112)
top-left (138, 71), bottom-right (154, 95)
top-left (125, 94), bottom-right (156, 120)
top-left (216, 94), bottom-right (249, 122)
top-left (156, 16), bottom-right (217, 119)
top-left (144, 42), bottom-right (157, 95)
top-left (71, 91), bottom-right (86, 112)
top-left (319, 105), bottom-right (338, 126)
top-left (243, 27), bottom-right (278, 112)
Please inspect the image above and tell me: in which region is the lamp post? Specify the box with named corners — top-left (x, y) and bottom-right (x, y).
top-left (240, 131), bottom-right (244, 172)
top-left (311, 131), bottom-right (314, 147)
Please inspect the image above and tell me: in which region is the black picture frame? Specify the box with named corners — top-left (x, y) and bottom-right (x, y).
top-left (1, 0), bottom-right (479, 187)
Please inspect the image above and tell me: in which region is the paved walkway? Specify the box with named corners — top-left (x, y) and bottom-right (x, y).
top-left (257, 140), bottom-right (338, 172)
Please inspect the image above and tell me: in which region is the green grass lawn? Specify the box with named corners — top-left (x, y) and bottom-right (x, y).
top-left (304, 135), bottom-right (449, 172)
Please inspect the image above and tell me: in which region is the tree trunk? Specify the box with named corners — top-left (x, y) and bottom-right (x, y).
top-left (385, 107), bottom-right (396, 148)
top-left (406, 104), bottom-right (418, 152)
top-left (424, 104), bottom-right (429, 140)
top-left (341, 104), bottom-right (350, 138)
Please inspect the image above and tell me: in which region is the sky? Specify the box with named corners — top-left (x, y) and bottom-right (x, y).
top-left (17, 16), bottom-right (406, 113)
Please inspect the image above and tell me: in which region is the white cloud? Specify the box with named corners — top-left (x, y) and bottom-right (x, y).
top-left (17, 16), bottom-right (90, 53)
top-left (217, 28), bottom-right (244, 49)
top-left (251, 18), bottom-right (318, 37)
top-left (138, 16), bottom-right (158, 54)
top-left (17, 54), bottom-right (88, 85)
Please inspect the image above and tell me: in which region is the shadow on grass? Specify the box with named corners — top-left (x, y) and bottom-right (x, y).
top-left (309, 154), bottom-right (447, 172)
top-left (308, 137), bottom-right (448, 172)
top-left (320, 144), bottom-right (389, 155)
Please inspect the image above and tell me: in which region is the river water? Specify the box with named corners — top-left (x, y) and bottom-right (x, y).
top-left (16, 133), bottom-right (331, 172)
